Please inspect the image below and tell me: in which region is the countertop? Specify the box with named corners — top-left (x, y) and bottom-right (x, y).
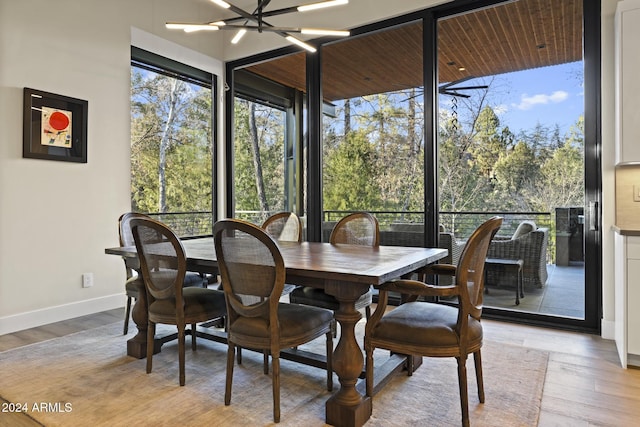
top-left (613, 225), bottom-right (640, 236)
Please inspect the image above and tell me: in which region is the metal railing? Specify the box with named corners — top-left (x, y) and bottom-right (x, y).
top-left (144, 209), bottom-right (559, 263)
top-left (146, 211), bottom-right (213, 238)
top-left (323, 210), bottom-right (552, 239)
top-left (324, 210), bottom-right (555, 263)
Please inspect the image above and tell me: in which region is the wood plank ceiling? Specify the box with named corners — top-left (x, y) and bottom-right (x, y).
top-left (243, 0), bottom-right (582, 102)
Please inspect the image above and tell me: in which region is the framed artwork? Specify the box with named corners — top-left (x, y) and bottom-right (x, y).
top-left (23, 87), bottom-right (88, 163)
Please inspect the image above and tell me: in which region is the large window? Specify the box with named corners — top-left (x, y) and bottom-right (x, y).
top-left (130, 47), bottom-right (216, 237)
top-left (321, 21), bottom-right (425, 242)
top-left (231, 66), bottom-right (305, 227)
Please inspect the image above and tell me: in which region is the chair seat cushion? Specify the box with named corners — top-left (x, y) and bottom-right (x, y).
top-left (289, 286), bottom-right (372, 311)
top-left (125, 276), bottom-right (144, 295)
top-left (149, 288), bottom-right (226, 320)
top-left (230, 303), bottom-right (333, 341)
top-left (370, 302), bottom-right (482, 349)
top-left (129, 272), bottom-right (204, 296)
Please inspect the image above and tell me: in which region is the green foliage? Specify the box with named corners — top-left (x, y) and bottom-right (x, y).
top-left (130, 67), bottom-right (212, 213)
top-left (233, 99), bottom-right (285, 213)
top-left (323, 130), bottom-right (382, 210)
top-left (231, 84), bottom-right (584, 222)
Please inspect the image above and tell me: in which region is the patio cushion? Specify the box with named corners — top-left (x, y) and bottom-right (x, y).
top-left (511, 220), bottom-right (536, 240)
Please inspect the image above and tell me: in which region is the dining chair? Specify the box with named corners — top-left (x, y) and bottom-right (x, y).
top-left (213, 219), bottom-right (333, 423)
top-left (364, 216), bottom-right (502, 427)
top-left (119, 212), bottom-right (209, 335)
top-left (261, 211), bottom-right (303, 243)
top-left (130, 217), bottom-right (227, 386)
top-left (261, 211), bottom-right (303, 297)
top-left (288, 212), bottom-right (378, 327)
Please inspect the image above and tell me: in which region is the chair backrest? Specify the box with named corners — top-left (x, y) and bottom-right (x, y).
top-left (130, 217), bottom-right (187, 309)
top-left (330, 212), bottom-right (380, 246)
top-left (119, 212), bottom-right (153, 247)
top-left (118, 212), bottom-right (153, 276)
top-left (214, 219), bottom-right (286, 334)
top-left (261, 212), bottom-right (303, 242)
top-left (455, 216), bottom-right (503, 322)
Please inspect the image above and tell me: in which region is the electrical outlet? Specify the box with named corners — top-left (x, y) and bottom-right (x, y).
top-left (82, 273), bottom-right (94, 288)
top-left (634, 185), bottom-right (640, 202)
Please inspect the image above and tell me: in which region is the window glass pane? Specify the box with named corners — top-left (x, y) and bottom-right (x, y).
top-left (233, 97), bottom-right (287, 224)
top-left (130, 61), bottom-right (213, 237)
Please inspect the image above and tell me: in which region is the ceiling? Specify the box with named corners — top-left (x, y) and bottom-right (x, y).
top-left (241, 0), bottom-right (583, 101)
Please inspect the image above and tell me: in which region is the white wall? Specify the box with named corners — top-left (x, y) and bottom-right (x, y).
top-left (0, 0), bottom-right (623, 337)
top-left (0, 0), bottom-right (225, 334)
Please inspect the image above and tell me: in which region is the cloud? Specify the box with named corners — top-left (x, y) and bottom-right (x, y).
top-left (494, 104), bottom-right (508, 116)
top-left (513, 90), bottom-right (569, 110)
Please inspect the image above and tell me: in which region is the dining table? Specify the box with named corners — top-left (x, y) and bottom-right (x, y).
top-left (106, 237), bottom-right (447, 427)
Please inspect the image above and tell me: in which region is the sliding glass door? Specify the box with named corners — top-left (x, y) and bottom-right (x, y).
top-left (434, 0), bottom-right (600, 330)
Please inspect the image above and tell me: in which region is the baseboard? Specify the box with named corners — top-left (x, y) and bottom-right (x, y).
top-left (0, 294), bottom-right (124, 335)
top-left (601, 319), bottom-right (615, 340)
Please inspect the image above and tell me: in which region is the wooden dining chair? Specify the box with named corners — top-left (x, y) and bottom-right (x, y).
top-left (288, 212), bottom-right (378, 326)
top-left (130, 217), bottom-right (227, 386)
top-left (119, 212), bottom-right (209, 335)
top-left (261, 211), bottom-right (303, 243)
top-left (213, 219), bottom-right (333, 423)
top-left (118, 212), bottom-right (147, 335)
top-left (364, 216), bottom-right (502, 427)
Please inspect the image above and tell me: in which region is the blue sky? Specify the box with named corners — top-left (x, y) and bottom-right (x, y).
top-left (438, 61), bottom-right (584, 137)
top-left (482, 61), bottom-right (584, 136)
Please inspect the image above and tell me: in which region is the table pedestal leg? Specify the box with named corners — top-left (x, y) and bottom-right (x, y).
top-left (325, 282), bottom-right (372, 427)
top-left (127, 280), bottom-right (149, 359)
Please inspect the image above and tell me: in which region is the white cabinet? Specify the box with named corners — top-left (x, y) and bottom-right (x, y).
top-left (615, 0), bottom-right (640, 164)
top-left (614, 232), bottom-right (640, 367)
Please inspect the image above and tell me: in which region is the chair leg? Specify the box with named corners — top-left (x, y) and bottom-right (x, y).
top-left (146, 322), bottom-right (156, 374)
top-left (272, 352), bottom-right (281, 423)
top-left (365, 305), bottom-right (371, 320)
top-left (123, 296), bottom-right (132, 335)
top-left (365, 342), bottom-right (374, 397)
top-left (225, 343), bottom-right (235, 406)
top-left (474, 350), bottom-right (485, 403)
top-left (326, 331), bottom-right (333, 392)
top-left (407, 354), bottom-right (414, 376)
top-left (237, 347), bottom-right (243, 364)
top-left (178, 324), bottom-right (186, 386)
top-left (263, 350), bottom-right (269, 374)
top-left (191, 323), bottom-right (197, 351)
top-left (457, 355), bottom-right (470, 427)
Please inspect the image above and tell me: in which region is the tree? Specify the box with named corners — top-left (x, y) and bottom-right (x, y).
top-left (530, 116), bottom-right (585, 211)
top-left (471, 106), bottom-right (509, 179)
top-left (130, 67), bottom-right (212, 214)
top-left (493, 140), bottom-right (539, 210)
top-left (323, 130), bottom-right (382, 211)
top-left (233, 99), bottom-right (286, 219)
top-left (438, 110), bottom-right (491, 223)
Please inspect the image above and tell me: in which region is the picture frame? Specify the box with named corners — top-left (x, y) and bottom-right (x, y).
top-left (23, 87), bottom-right (88, 163)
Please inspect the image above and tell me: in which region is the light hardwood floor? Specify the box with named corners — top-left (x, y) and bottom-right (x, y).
top-left (1, 308), bottom-right (640, 426)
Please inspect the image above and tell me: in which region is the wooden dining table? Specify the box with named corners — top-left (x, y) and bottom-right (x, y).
top-left (106, 238), bottom-right (446, 427)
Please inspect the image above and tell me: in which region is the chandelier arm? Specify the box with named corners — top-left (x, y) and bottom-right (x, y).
top-left (220, 24), bottom-right (304, 33)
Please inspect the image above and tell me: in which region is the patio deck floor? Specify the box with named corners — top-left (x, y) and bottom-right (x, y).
top-left (483, 261), bottom-right (585, 318)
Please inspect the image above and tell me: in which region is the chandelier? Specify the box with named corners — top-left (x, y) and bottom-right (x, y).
top-left (166, 0), bottom-right (351, 53)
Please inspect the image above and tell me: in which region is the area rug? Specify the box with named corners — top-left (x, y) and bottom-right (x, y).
top-left (0, 321), bottom-right (547, 426)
